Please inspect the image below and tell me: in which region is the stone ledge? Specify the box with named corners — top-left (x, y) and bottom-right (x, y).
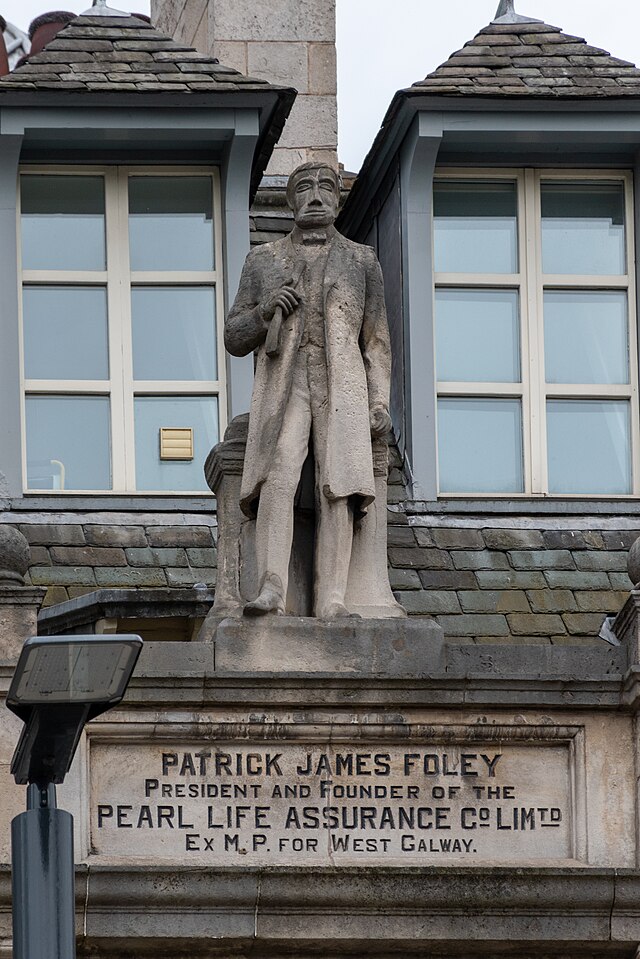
top-left (209, 616), bottom-right (626, 690)
top-left (0, 865), bottom-right (635, 951)
top-left (136, 640), bottom-right (214, 679)
top-left (0, 635), bottom-right (625, 709)
top-left (38, 587), bottom-right (215, 634)
top-left (66, 636), bottom-right (630, 709)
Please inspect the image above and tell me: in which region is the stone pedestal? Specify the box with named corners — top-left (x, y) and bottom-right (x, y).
top-left (203, 414), bottom-right (248, 617)
top-left (214, 613), bottom-right (442, 675)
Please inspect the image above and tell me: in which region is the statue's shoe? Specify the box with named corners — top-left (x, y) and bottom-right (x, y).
top-left (244, 586), bottom-right (285, 617)
top-left (319, 602), bottom-right (361, 619)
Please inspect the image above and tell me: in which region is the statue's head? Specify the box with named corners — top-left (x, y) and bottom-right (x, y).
top-left (287, 161), bottom-right (341, 230)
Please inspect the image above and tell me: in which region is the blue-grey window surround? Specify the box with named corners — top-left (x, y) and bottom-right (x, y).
top-left (433, 172), bottom-right (635, 498)
top-left (0, 107), bottom-right (261, 500)
top-left (394, 109), bottom-right (640, 502)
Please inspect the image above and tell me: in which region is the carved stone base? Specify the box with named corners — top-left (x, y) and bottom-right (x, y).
top-left (202, 613), bottom-right (442, 675)
top-left (202, 415), bottom-right (405, 634)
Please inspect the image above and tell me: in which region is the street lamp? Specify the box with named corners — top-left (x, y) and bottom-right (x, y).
top-left (6, 634), bottom-right (143, 959)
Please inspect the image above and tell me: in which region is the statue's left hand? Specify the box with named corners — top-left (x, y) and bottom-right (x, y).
top-left (370, 405), bottom-right (392, 437)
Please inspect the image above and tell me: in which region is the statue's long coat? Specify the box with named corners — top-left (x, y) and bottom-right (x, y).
top-left (225, 231), bottom-right (392, 520)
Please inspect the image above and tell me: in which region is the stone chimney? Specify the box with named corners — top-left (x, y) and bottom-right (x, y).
top-left (150, 0), bottom-right (337, 177)
top-left (28, 11), bottom-right (76, 57)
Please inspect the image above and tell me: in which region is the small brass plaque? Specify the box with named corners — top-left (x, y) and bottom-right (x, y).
top-left (160, 428), bottom-right (194, 461)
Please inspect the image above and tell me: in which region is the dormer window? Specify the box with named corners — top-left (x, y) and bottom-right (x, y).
top-left (433, 169), bottom-right (638, 497)
top-left (19, 167), bottom-right (225, 494)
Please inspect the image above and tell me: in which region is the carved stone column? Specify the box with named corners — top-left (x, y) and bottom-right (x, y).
top-left (200, 414), bottom-right (313, 635)
top-left (615, 539), bottom-right (640, 871)
top-left (203, 414), bottom-right (249, 617)
top-left (0, 525), bottom-right (45, 663)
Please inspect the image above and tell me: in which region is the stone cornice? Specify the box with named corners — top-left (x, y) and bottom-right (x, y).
top-left (0, 586), bottom-right (45, 606)
top-left (0, 864), bottom-right (637, 952)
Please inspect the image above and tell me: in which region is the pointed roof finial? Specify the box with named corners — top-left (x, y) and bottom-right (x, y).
top-left (492, 0), bottom-right (542, 24)
top-left (80, 0), bottom-right (129, 17)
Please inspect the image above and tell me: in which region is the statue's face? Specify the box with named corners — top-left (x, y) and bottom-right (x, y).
top-left (290, 167), bottom-right (339, 228)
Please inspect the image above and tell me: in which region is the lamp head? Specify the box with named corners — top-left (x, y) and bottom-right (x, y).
top-left (7, 634), bottom-right (142, 712)
top-left (6, 634), bottom-right (142, 785)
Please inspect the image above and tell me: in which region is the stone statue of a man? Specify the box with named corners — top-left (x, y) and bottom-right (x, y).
top-left (225, 161), bottom-right (392, 619)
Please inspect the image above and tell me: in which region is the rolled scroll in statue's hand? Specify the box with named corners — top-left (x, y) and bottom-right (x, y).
top-left (265, 260), bottom-right (306, 357)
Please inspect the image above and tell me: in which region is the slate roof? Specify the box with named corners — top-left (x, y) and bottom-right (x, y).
top-left (415, 20), bottom-right (640, 98)
top-left (0, 13), bottom-right (295, 199)
top-left (0, 14), bottom-right (285, 94)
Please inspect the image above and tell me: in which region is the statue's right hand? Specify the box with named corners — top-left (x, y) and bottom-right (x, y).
top-left (260, 285), bottom-right (301, 322)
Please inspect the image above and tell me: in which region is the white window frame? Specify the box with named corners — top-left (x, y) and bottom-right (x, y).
top-left (433, 167), bottom-right (640, 498)
top-left (18, 164), bottom-right (227, 495)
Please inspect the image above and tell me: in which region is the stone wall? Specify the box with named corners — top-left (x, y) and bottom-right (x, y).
top-left (150, 0), bottom-right (338, 176)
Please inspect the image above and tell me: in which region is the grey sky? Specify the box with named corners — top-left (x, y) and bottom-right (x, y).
top-left (336, 1), bottom-right (640, 172)
top-left (3, 1), bottom-right (640, 172)
top-left (3, 0), bottom-right (150, 28)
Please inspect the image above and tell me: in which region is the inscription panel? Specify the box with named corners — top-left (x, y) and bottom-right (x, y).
top-left (90, 738), bottom-right (578, 865)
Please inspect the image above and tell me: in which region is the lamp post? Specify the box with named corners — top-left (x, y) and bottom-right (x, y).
top-left (6, 634), bottom-right (143, 959)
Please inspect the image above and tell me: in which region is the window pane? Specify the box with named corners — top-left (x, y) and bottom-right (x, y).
top-left (21, 175), bottom-right (105, 271)
top-left (434, 181), bottom-right (518, 274)
top-left (129, 177), bottom-right (214, 272)
top-left (436, 289), bottom-right (520, 383)
top-left (541, 182), bottom-right (626, 275)
top-left (132, 288), bottom-right (217, 381)
top-left (544, 291), bottom-right (628, 385)
top-left (26, 396), bottom-right (111, 491)
top-left (547, 400), bottom-right (631, 494)
top-left (134, 396), bottom-right (218, 491)
top-left (24, 287), bottom-right (109, 381)
top-left (438, 398), bottom-right (523, 493)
